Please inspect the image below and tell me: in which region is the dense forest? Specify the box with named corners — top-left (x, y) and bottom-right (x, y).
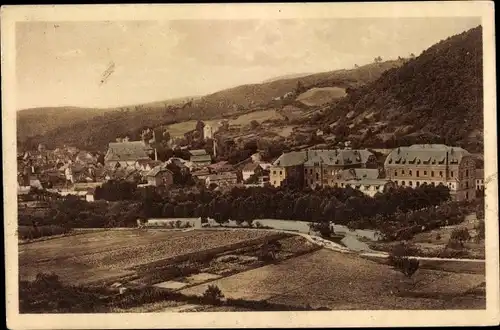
top-left (318, 26), bottom-right (483, 153)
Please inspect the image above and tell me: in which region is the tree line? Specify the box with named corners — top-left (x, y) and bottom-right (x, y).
top-left (19, 182), bottom-right (458, 241)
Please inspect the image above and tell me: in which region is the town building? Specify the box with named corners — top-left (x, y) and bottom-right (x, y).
top-left (203, 124), bottom-right (214, 140)
top-left (384, 144), bottom-right (476, 201)
top-left (104, 141), bottom-right (152, 168)
top-left (331, 168), bottom-right (393, 197)
top-left (270, 149), bottom-right (377, 188)
top-left (207, 161), bottom-right (234, 174)
top-left (242, 162), bottom-right (264, 182)
top-left (475, 169), bottom-right (484, 191)
top-left (191, 168), bottom-right (211, 182)
top-left (205, 172), bottom-right (238, 189)
top-left (189, 149), bottom-right (212, 167)
top-left (146, 166), bottom-right (174, 187)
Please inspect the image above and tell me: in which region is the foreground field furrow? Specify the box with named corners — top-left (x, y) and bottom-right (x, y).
top-left (19, 229), bottom-right (278, 285)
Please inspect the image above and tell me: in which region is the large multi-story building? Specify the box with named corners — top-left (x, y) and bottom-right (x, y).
top-left (384, 144), bottom-right (476, 201)
top-left (104, 141), bottom-right (152, 168)
top-left (270, 149), bottom-right (377, 188)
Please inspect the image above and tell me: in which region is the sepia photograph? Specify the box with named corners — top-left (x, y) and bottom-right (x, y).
top-left (2, 2), bottom-right (498, 329)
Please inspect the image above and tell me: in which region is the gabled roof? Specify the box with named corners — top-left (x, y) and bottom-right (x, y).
top-left (105, 141), bottom-right (150, 162)
top-left (384, 144), bottom-right (470, 167)
top-left (190, 154), bottom-right (212, 163)
top-left (206, 172), bottom-right (238, 181)
top-left (272, 149), bottom-right (374, 167)
top-left (242, 162), bottom-right (260, 172)
top-left (189, 149), bottom-right (208, 156)
top-left (146, 165), bottom-right (173, 177)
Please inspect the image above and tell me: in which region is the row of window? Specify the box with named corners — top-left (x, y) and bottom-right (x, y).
top-left (395, 180), bottom-right (470, 189)
top-left (272, 170), bottom-right (283, 176)
top-left (393, 169), bottom-right (469, 178)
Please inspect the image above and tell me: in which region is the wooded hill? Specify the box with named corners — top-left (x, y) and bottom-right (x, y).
top-left (18, 60), bottom-right (404, 151)
top-left (317, 26), bottom-right (484, 153)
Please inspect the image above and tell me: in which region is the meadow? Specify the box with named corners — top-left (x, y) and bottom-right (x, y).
top-left (164, 109), bottom-right (283, 137)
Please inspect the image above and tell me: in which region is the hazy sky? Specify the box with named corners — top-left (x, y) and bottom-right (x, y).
top-left (16, 17), bottom-right (480, 109)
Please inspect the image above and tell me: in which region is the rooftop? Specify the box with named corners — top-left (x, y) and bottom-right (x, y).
top-left (189, 149), bottom-right (209, 156)
top-left (384, 144), bottom-right (471, 167)
top-left (147, 165), bottom-right (173, 177)
top-left (105, 141), bottom-right (151, 162)
top-left (272, 149), bottom-right (375, 167)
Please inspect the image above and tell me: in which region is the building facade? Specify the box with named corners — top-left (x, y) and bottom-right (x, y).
top-left (205, 172), bottom-right (238, 189)
top-left (104, 141), bottom-right (152, 168)
top-left (146, 167), bottom-right (174, 187)
top-left (384, 144), bottom-right (476, 201)
top-left (475, 169), bottom-right (484, 191)
top-left (270, 149), bottom-right (377, 188)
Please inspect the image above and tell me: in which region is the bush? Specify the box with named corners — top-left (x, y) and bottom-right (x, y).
top-left (388, 243), bottom-right (420, 278)
top-left (202, 285), bottom-right (224, 305)
top-left (450, 227), bottom-right (471, 247)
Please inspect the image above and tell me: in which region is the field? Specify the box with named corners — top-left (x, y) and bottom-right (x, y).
top-left (164, 109), bottom-right (283, 137)
top-left (296, 87), bottom-right (347, 106)
top-left (180, 249), bottom-right (485, 310)
top-left (19, 229), bottom-right (280, 285)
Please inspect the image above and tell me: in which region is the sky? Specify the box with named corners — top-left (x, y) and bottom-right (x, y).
top-left (16, 17), bottom-right (481, 110)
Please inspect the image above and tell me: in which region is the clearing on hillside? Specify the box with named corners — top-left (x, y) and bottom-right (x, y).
top-left (296, 87), bottom-right (347, 106)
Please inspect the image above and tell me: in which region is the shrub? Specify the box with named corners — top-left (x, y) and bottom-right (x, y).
top-left (174, 220), bottom-right (182, 228)
top-left (202, 285), bottom-right (224, 305)
top-left (388, 243), bottom-right (420, 278)
top-left (255, 221), bottom-right (262, 228)
top-left (435, 233), bottom-right (442, 240)
top-left (450, 227), bottom-right (471, 247)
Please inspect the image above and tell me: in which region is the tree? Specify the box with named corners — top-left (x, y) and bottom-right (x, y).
top-left (474, 219), bottom-right (485, 243)
top-left (374, 56), bottom-right (383, 63)
top-left (202, 285), bottom-right (224, 305)
top-left (295, 80), bottom-right (306, 94)
top-left (388, 243), bottom-right (420, 278)
top-left (249, 120), bottom-right (260, 130)
top-left (196, 120), bottom-right (205, 132)
top-left (450, 227), bottom-right (471, 248)
top-left (258, 240), bottom-right (282, 262)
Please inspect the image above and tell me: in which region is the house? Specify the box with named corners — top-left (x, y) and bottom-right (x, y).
top-left (207, 161), bottom-right (233, 174)
top-left (205, 172), bottom-right (238, 189)
top-left (242, 162), bottom-right (263, 182)
top-left (384, 144), bottom-right (476, 201)
top-left (146, 166), bottom-right (174, 187)
top-left (203, 124), bottom-right (218, 140)
top-left (76, 151), bottom-right (97, 165)
top-left (191, 168), bottom-right (211, 182)
top-left (475, 169), bottom-right (484, 191)
top-left (86, 188), bottom-right (96, 202)
top-left (104, 141), bottom-right (152, 168)
top-left (189, 149), bottom-right (212, 167)
top-left (135, 159), bottom-right (163, 171)
top-left (269, 149), bottom-right (377, 188)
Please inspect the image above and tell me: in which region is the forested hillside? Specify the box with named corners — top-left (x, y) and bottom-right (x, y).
top-left (319, 26), bottom-right (483, 152)
top-left (18, 60), bottom-right (404, 151)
